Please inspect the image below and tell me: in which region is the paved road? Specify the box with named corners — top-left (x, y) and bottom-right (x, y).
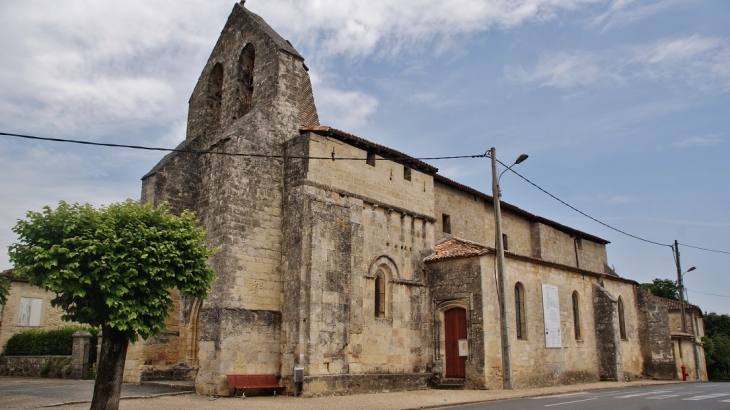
top-left (440, 383), bottom-right (730, 410)
top-left (0, 377), bottom-right (189, 409)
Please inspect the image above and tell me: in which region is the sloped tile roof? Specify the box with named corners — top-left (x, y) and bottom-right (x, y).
top-left (658, 296), bottom-right (701, 312)
top-left (424, 237), bottom-right (492, 262)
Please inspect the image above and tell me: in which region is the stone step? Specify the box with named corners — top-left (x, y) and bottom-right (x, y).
top-left (140, 380), bottom-right (195, 391)
top-left (434, 378), bottom-right (465, 390)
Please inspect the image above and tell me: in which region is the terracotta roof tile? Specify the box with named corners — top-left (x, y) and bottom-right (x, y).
top-left (658, 296), bottom-right (700, 312)
top-left (424, 237), bottom-right (492, 262)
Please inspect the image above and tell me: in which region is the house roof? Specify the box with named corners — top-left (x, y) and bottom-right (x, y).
top-left (424, 237), bottom-right (492, 262)
top-left (656, 296), bottom-right (702, 314)
top-left (300, 126), bottom-right (439, 174)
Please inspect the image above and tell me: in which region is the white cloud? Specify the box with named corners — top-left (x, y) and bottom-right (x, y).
top-left (506, 35), bottom-right (730, 92)
top-left (254, 0), bottom-right (606, 58)
top-left (0, 0), bottom-right (232, 138)
top-left (589, 0), bottom-right (685, 31)
top-left (672, 135), bottom-right (723, 148)
top-left (608, 195), bottom-right (635, 204)
top-left (505, 52), bottom-right (603, 88)
top-left (315, 86), bottom-right (379, 130)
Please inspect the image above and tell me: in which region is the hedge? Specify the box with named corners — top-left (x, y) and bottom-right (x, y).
top-left (4, 326), bottom-right (98, 356)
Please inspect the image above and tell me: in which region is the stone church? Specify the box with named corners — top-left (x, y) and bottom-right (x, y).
top-left (123, 1), bottom-right (706, 395)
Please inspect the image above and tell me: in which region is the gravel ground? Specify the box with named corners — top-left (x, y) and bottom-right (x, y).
top-left (48, 380), bottom-right (684, 410)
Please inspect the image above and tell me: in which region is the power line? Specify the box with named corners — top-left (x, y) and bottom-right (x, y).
top-left (687, 289), bottom-right (730, 299)
top-left (0, 131), bottom-right (487, 161)
top-left (3, 130), bottom-right (728, 256)
top-left (498, 161), bottom-right (673, 248)
top-left (678, 243), bottom-right (730, 255)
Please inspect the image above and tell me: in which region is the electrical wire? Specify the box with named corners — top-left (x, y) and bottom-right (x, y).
top-left (687, 289), bottom-right (730, 299)
top-left (497, 160), bottom-right (673, 248)
top-left (3, 130), bottom-right (728, 256)
top-left (678, 243), bottom-right (730, 255)
top-left (0, 131), bottom-right (487, 161)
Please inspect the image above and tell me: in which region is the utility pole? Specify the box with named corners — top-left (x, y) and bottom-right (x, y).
top-left (675, 240), bottom-right (687, 333)
top-left (491, 147), bottom-right (513, 390)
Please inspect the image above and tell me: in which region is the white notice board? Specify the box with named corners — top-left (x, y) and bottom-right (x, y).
top-left (542, 284), bottom-right (562, 348)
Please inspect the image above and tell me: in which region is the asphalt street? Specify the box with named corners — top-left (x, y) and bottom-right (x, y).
top-left (0, 377), bottom-right (189, 409)
top-left (440, 383), bottom-right (730, 410)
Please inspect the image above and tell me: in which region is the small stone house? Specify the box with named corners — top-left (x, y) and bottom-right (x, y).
top-left (0, 270), bottom-right (72, 351)
top-left (123, 1), bottom-right (705, 396)
top-left (662, 298), bottom-right (707, 381)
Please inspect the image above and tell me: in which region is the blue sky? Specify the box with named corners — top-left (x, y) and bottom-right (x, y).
top-left (0, 0), bottom-right (728, 314)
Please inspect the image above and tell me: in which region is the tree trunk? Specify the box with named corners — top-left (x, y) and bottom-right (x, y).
top-left (90, 326), bottom-right (129, 410)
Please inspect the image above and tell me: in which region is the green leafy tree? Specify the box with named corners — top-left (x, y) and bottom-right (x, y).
top-left (711, 334), bottom-right (730, 376)
top-left (704, 312), bottom-right (730, 338)
top-left (8, 200), bottom-right (216, 410)
top-left (0, 274), bottom-right (9, 305)
top-left (703, 312), bottom-right (730, 377)
top-left (640, 278), bottom-right (679, 300)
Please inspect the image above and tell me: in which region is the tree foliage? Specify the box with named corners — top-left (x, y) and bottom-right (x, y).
top-left (704, 312), bottom-right (730, 339)
top-left (0, 274), bottom-right (9, 305)
top-left (710, 334), bottom-right (730, 375)
top-left (8, 200), bottom-right (216, 409)
top-left (640, 278), bottom-right (679, 300)
top-left (703, 312), bottom-right (730, 377)
top-left (9, 200), bottom-right (216, 342)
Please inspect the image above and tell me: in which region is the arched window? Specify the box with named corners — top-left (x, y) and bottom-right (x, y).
top-left (572, 291), bottom-right (581, 340)
top-left (618, 296), bottom-right (627, 340)
top-left (374, 269), bottom-right (386, 317)
top-left (235, 44), bottom-right (255, 119)
top-left (207, 63), bottom-right (224, 131)
top-left (515, 282), bottom-right (527, 340)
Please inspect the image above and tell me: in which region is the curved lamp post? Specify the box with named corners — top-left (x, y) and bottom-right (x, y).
top-left (490, 148), bottom-right (528, 390)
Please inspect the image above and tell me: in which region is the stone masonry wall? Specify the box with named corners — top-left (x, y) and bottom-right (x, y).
top-left (635, 288), bottom-right (676, 380)
top-left (281, 132), bottom-right (434, 396)
top-left (306, 133), bottom-right (434, 217)
top-left (500, 258), bottom-right (600, 388)
top-left (593, 285), bottom-right (622, 381)
top-left (0, 356), bottom-right (72, 378)
top-left (433, 182), bottom-right (490, 244)
top-left (432, 183), bottom-right (607, 276)
top-left (602, 280), bottom-right (644, 380)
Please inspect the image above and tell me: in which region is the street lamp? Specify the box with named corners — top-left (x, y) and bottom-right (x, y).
top-left (677, 264), bottom-right (696, 333)
top-left (490, 148), bottom-right (528, 390)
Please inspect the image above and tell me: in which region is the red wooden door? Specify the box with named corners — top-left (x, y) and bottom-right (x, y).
top-left (444, 308), bottom-right (467, 378)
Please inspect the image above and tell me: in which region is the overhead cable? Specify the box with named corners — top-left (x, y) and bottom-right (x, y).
top-left (3, 130), bottom-right (727, 256)
top-left (687, 289), bottom-right (730, 299)
top-left (497, 160), bottom-right (672, 248)
top-left (0, 132), bottom-right (487, 161)
top-left (678, 243), bottom-right (730, 255)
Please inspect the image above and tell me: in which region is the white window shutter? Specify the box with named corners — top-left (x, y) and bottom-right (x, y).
top-left (18, 297), bottom-right (42, 326)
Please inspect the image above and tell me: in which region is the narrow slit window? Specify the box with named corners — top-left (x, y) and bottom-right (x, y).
top-left (572, 291), bottom-right (581, 340)
top-left (403, 167), bottom-right (412, 181)
top-left (442, 214), bottom-right (451, 234)
top-left (366, 152), bottom-right (376, 167)
top-left (618, 297), bottom-right (627, 340)
top-left (374, 269), bottom-right (386, 317)
top-left (515, 283), bottom-right (527, 339)
top-left (502, 234), bottom-right (509, 251)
